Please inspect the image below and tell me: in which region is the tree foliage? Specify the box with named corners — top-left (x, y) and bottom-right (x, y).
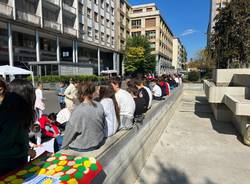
top-left (210, 0), bottom-right (250, 68)
top-left (125, 36), bottom-right (156, 75)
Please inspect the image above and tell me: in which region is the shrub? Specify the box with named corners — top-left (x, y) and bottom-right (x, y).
top-left (27, 75), bottom-right (106, 83)
top-left (188, 71), bottom-right (200, 82)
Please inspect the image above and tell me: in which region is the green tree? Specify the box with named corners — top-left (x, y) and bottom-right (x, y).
top-left (210, 0), bottom-right (250, 68)
top-left (125, 36), bottom-right (156, 75)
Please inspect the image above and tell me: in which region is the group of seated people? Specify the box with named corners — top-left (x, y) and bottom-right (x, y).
top-left (0, 74), bottom-right (181, 176)
top-left (54, 75), bottom-right (181, 152)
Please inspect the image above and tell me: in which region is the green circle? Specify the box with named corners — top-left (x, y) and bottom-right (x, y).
top-left (42, 162), bottom-right (51, 168)
top-left (82, 157), bottom-right (89, 162)
top-left (75, 159), bottom-right (83, 164)
top-left (62, 166), bottom-right (71, 172)
top-left (60, 174), bottom-right (70, 181)
top-left (75, 172), bottom-right (83, 179)
top-left (78, 166), bottom-right (86, 172)
top-left (90, 164), bottom-right (98, 171)
top-left (67, 156), bottom-right (75, 160)
top-left (53, 160), bottom-right (60, 164)
top-left (54, 153), bottom-right (62, 158)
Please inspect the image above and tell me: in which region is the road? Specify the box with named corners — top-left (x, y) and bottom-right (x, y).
top-left (135, 88), bottom-right (250, 184)
top-left (43, 90), bottom-right (61, 115)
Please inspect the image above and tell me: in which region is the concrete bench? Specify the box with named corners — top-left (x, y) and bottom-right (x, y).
top-left (61, 85), bottom-right (184, 183)
top-left (224, 94), bottom-right (250, 116)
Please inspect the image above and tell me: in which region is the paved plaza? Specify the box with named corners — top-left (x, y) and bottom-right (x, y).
top-left (136, 87), bottom-right (250, 184)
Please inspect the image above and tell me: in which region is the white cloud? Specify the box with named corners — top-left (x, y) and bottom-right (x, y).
top-left (181, 29), bottom-right (198, 36)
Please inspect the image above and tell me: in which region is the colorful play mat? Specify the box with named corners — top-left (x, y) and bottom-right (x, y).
top-left (0, 153), bottom-right (102, 184)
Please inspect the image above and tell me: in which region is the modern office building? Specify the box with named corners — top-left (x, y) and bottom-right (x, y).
top-left (172, 38), bottom-right (187, 70)
top-left (207, 0), bottom-right (231, 46)
top-left (0, 0), bottom-right (118, 76)
top-left (129, 3), bottom-right (174, 75)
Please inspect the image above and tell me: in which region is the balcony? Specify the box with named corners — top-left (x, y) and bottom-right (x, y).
top-left (63, 3), bottom-right (76, 15)
top-left (43, 19), bottom-right (61, 31)
top-left (64, 25), bottom-right (77, 37)
top-left (16, 10), bottom-right (40, 25)
top-left (44, 0), bottom-right (60, 7)
top-left (0, 2), bottom-right (13, 18)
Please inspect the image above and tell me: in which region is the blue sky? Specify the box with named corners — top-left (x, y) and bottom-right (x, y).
top-left (129, 0), bottom-right (210, 60)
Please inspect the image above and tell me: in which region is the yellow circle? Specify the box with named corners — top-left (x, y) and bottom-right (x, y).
top-left (55, 166), bottom-right (64, 172)
top-left (73, 164), bottom-right (81, 169)
top-left (16, 170), bottom-right (28, 176)
top-left (29, 166), bottom-right (40, 172)
top-left (58, 160), bottom-right (67, 166)
top-left (4, 175), bottom-right (16, 182)
top-left (67, 178), bottom-right (78, 184)
top-left (38, 168), bottom-right (47, 175)
top-left (83, 160), bottom-right (91, 168)
top-left (42, 178), bottom-right (53, 184)
top-left (11, 178), bottom-right (23, 184)
top-left (45, 169), bottom-right (55, 176)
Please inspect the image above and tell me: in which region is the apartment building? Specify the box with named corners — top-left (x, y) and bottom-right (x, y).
top-left (0, 0), bottom-right (118, 76)
top-left (129, 3), bottom-right (174, 75)
top-left (114, 0), bottom-right (130, 75)
top-left (172, 38), bottom-right (187, 70)
top-left (207, 0), bottom-right (231, 46)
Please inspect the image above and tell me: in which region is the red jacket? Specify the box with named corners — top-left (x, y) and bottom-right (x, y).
top-left (38, 116), bottom-right (60, 138)
top-left (159, 82), bottom-right (170, 96)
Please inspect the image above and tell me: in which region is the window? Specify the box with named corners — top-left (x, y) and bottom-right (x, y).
top-left (106, 35), bottom-right (110, 43)
top-left (150, 42), bottom-right (156, 49)
top-left (94, 12), bottom-right (98, 22)
top-left (87, 27), bottom-right (92, 37)
top-left (101, 0), bottom-right (104, 9)
top-left (94, 0), bottom-right (98, 5)
top-left (95, 30), bottom-right (99, 40)
top-left (146, 8), bottom-right (153, 12)
top-left (101, 32), bottom-right (105, 42)
top-left (106, 3), bottom-right (109, 12)
top-left (87, 8), bottom-right (92, 18)
top-left (111, 22), bottom-right (114, 30)
top-left (101, 16), bottom-right (104, 25)
top-left (132, 31), bottom-right (141, 37)
top-left (133, 9), bottom-right (143, 13)
top-left (111, 7), bottom-right (114, 15)
top-left (145, 18), bottom-right (156, 27)
top-left (146, 30), bottom-right (156, 39)
top-left (111, 36), bottom-right (114, 45)
top-left (131, 19), bottom-right (141, 29)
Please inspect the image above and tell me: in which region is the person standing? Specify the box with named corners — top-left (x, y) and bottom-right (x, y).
top-left (57, 81), bottom-right (66, 109)
top-left (62, 82), bottom-right (105, 151)
top-left (0, 79), bottom-right (35, 176)
top-left (64, 79), bottom-right (79, 112)
top-left (35, 82), bottom-right (45, 118)
top-left (110, 77), bottom-right (135, 130)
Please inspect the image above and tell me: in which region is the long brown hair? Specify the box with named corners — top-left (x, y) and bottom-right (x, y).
top-left (99, 85), bottom-right (120, 124)
top-left (78, 82), bottom-right (96, 106)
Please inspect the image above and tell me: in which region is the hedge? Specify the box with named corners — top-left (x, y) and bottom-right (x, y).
top-left (27, 75), bottom-right (106, 83)
top-left (188, 71), bottom-right (200, 82)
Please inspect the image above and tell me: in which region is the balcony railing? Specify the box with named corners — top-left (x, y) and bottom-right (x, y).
top-left (43, 19), bottom-right (61, 31)
top-left (63, 3), bottom-right (76, 14)
top-left (44, 0), bottom-right (60, 6)
top-left (64, 25), bottom-right (77, 36)
top-left (0, 2), bottom-right (13, 18)
top-left (16, 10), bottom-right (40, 25)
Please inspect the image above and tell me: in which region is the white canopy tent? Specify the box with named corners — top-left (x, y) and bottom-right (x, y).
top-left (0, 65), bottom-right (35, 86)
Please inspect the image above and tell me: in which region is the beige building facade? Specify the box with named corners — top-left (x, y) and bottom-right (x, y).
top-left (129, 3), bottom-right (174, 75)
top-left (172, 38), bottom-right (186, 70)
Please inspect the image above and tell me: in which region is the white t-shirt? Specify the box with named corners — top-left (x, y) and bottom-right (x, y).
top-left (115, 89), bottom-right (135, 117)
top-left (144, 86), bottom-right (153, 108)
top-left (175, 77), bottom-right (179, 84)
top-left (100, 98), bottom-right (118, 137)
top-left (35, 88), bottom-right (45, 110)
top-left (152, 85), bottom-right (162, 97)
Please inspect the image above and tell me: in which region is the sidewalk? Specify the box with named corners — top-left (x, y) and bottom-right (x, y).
top-left (136, 88), bottom-right (250, 184)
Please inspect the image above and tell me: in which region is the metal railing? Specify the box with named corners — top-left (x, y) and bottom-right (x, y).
top-left (63, 3), bottom-right (76, 14)
top-left (43, 19), bottom-right (61, 31)
top-left (45, 0), bottom-right (60, 6)
top-left (16, 10), bottom-right (40, 25)
top-left (64, 25), bottom-right (77, 36)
